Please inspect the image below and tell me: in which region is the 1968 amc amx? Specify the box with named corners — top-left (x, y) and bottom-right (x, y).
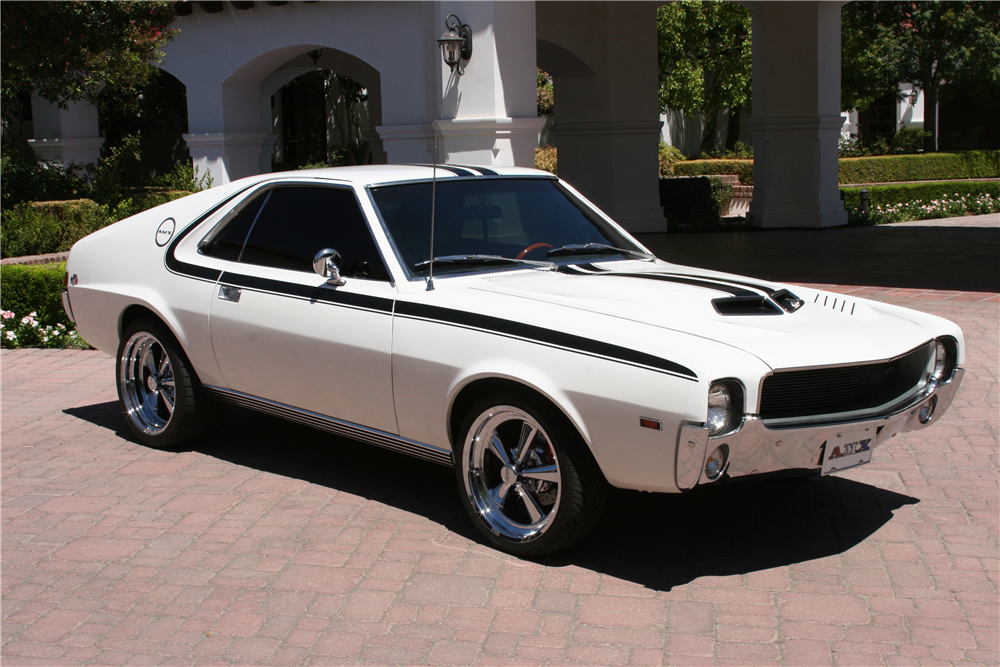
top-left (62, 165), bottom-right (964, 555)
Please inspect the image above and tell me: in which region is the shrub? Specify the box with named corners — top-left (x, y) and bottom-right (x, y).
top-left (844, 184), bottom-right (1000, 225)
top-left (672, 159), bottom-right (754, 185)
top-left (0, 263), bottom-right (72, 329)
top-left (658, 143), bottom-right (686, 177)
top-left (535, 145), bottom-right (557, 175)
top-left (842, 181), bottom-right (1000, 210)
top-left (152, 161), bottom-right (213, 193)
top-left (839, 151), bottom-right (1000, 184)
top-left (890, 127), bottom-right (931, 155)
top-left (0, 148), bottom-right (89, 209)
top-left (0, 200), bottom-right (115, 258)
top-left (659, 176), bottom-right (734, 227)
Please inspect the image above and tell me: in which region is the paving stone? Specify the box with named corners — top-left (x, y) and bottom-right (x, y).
top-left (2, 286), bottom-right (997, 665)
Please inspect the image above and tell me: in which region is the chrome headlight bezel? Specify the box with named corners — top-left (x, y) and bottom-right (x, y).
top-left (707, 379), bottom-right (745, 437)
top-left (930, 336), bottom-right (958, 386)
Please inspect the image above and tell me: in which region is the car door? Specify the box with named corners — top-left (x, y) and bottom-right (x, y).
top-left (205, 183), bottom-right (399, 434)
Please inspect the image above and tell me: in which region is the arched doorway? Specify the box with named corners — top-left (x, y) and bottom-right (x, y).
top-left (97, 69), bottom-right (190, 184)
top-left (271, 68), bottom-right (373, 171)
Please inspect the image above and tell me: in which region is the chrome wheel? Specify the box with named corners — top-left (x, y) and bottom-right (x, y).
top-left (119, 332), bottom-right (176, 435)
top-left (461, 405), bottom-right (562, 542)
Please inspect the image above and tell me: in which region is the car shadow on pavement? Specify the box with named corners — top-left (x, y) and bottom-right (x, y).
top-left (65, 402), bottom-right (919, 592)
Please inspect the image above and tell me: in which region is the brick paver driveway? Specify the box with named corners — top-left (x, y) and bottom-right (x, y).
top-left (2, 291), bottom-right (997, 666)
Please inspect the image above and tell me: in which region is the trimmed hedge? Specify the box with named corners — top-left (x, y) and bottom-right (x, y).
top-left (0, 262), bottom-right (71, 328)
top-left (659, 176), bottom-right (734, 227)
top-left (841, 181), bottom-right (1000, 209)
top-left (669, 151), bottom-right (1000, 187)
top-left (839, 151), bottom-right (1000, 184)
top-left (1, 191), bottom-right (189, 259)
top-left (1, 200), bottom-right (111, 259)
top-left (673, 159), bottom-right (754, 185)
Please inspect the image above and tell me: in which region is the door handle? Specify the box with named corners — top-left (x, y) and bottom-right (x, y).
top-left (218, 285), bottom-right (242, 303)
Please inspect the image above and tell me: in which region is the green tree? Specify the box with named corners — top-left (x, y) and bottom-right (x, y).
top-left (841, 3), bottom-right (902, 114)
top-left (841, 2), bottom-right (1000, 152)
top-left (657, 0), bottom-right (752, 155)
top-left (1, 1), bottom-right (177, 117)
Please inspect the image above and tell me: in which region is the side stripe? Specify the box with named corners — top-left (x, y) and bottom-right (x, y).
top-left (218, 271), bottom-right (394, 313)
top-left (395, 301), bottom-right (697, 381)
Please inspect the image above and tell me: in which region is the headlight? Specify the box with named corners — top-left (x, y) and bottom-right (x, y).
top-left (930, 337), bottom-right (957, 385)
top-left (707, 383), bottom-right (731, 436)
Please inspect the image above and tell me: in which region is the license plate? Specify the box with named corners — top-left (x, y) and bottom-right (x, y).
top-left (822, 427), bottom-right (874, 475)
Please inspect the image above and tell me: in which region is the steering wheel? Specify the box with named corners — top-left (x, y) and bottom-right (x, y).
top-left (516, 242), bottom-right (554, 260)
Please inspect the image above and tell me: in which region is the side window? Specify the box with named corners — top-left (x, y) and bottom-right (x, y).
top-left (200, 191), bottom-right (268, 261)
top-left (239, 186), bottom-right (389, 280)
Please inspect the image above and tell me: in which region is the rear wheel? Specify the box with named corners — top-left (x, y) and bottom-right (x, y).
top-left (455, 393), bottom-right (607, 556)
top-left (116, 318), bottom-right (221, 449)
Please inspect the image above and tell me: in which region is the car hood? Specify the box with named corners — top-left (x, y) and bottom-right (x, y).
top-left (469, 262), bottom-right (934, 371)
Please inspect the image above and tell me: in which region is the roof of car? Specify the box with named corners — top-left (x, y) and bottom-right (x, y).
top-left (256, 164), bottom-right (553, 188)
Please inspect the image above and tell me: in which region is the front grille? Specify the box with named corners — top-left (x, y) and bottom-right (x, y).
top-left (760, 342), bottom-right (933, 420)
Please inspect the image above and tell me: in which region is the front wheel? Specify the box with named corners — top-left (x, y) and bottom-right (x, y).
top-left (116, 318), bottom-right (221, 449)
top-left (455, 394), bottom-right (607, 556)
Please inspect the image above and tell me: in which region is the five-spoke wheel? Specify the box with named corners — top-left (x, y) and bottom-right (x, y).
top-left (456, 394), bottom-right (607, 555)
top-left (120, 331), bottom-right (176, 435)
top-left (116, 318), bottom-right (222, 449)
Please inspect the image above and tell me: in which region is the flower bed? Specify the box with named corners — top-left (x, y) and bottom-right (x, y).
top-left (1, 310), bottom-right (86, 349)
top-left (848, 191), bottom-right (999, 226)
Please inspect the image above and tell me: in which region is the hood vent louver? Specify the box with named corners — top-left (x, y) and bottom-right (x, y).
top-left (712, 294), bottom-right (783, 316)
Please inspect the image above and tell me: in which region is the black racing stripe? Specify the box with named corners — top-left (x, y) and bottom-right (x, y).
top-left (411, 164), bottom-right (477, 177)
top-left (220, 271), bottom-right (394, 313)
top-left (458, 165), bottom-right (500, 176)
top-left (661, 273), bottom-right (778, 296)
top-left (576, 263), bottom-right (610, 272)
top-left (600, 272), bottom-right (756, 297)
top-left (395, 301), bottom-right (697, 380)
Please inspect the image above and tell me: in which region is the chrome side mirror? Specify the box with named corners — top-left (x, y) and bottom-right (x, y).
top-left (313, 248), bottom-right (346, 286)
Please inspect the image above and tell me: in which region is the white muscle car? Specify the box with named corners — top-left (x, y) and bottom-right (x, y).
top-left (62, 165), bottom-right (965, 555)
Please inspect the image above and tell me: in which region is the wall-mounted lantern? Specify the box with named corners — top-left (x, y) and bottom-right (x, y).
top-left (437, 14), bottom-right (472, 75)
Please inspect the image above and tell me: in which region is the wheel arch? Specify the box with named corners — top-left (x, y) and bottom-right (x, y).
top-left (447, 375), bottom-right (594, 459)
top-left (118, 304), bottom-right (204, 387)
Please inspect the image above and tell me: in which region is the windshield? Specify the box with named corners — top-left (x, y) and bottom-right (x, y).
top-left (369, 178), bottom-right (647, 278)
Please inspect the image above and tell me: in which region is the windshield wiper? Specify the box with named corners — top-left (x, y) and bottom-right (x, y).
top-left (545, 243), bottom-right (653, 260)
top-left (414, 255), bottom-right (556, 270)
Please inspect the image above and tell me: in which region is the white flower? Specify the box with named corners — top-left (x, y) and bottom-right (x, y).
top-left (5, 331), bottom-right (16, 341)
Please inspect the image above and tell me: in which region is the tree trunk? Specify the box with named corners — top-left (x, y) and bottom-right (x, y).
top-left (700, 110), bottom-right (719, 155)
top-left (923, 83), bottom-right (938, 153)
top-left (724, 106), bottom-right (742, 152)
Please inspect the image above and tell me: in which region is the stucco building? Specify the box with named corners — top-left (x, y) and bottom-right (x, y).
top-left (26, 1), bottom-right (855, 230)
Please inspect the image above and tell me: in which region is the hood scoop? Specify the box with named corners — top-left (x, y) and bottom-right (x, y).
top-left (712, 287), bottom-right (804, 316)
top-left (712, 294), bottom-right (783, 316)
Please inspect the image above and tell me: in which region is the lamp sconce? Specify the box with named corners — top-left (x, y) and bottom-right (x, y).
top-left (437, 14), bottom-right (472, 75)
top-left (307, 49), bottom-right (323, 66)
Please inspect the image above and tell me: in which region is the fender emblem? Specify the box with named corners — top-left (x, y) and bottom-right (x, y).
top-left (155, 218), bottom-right (176, 247)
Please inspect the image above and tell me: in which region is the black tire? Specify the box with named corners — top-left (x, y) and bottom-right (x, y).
top-left (454, 392), bottom-right (608, 556)
top-left (116, 317), bottom-right (223, 449)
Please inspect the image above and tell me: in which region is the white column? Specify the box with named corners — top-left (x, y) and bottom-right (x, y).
top-left (27, 96), bottom-right (104, 167)
top-left (747, 1), bottom-right (848, 228)
top-left (181, 79), bottom-right (277, 185)
top-left (539, 2), bottom-right (664, 233)
top-left (407, 1), bottom-right (545, 167)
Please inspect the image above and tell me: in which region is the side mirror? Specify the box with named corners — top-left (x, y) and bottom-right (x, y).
top-left (313, 248), bottom-right (346, 286)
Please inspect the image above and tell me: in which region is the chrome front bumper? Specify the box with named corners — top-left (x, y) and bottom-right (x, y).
top-left (676, 368), bottom-right (965, 490)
